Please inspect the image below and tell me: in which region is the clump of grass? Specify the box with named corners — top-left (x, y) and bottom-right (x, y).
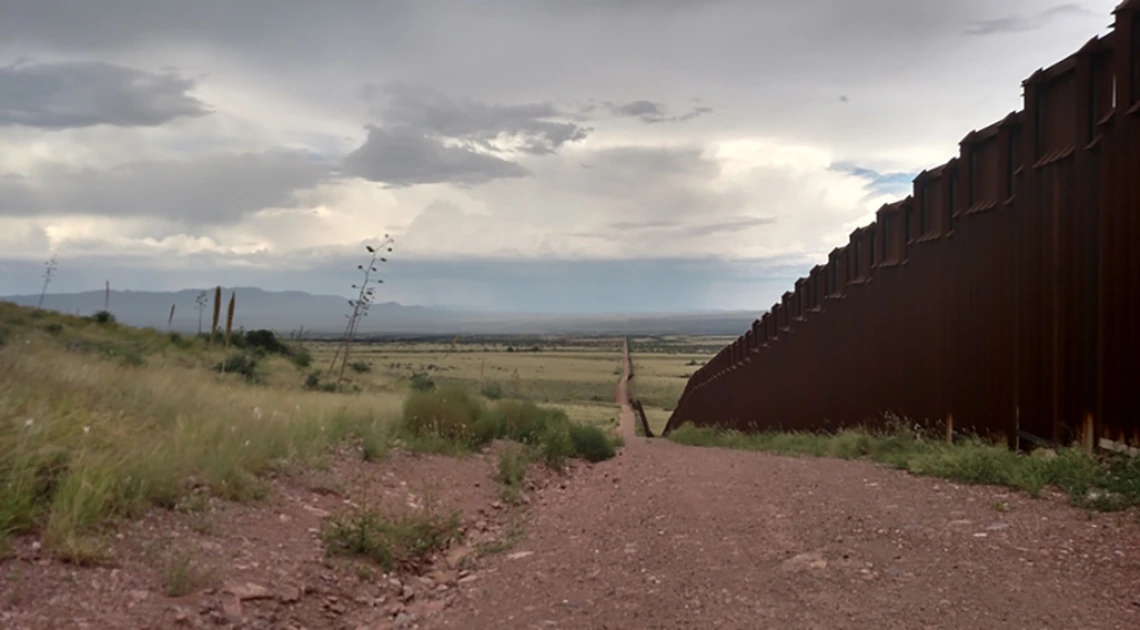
top-left (162, 549), bottom-right (216, 597)
top-left (667, 424), bottom-right (1140, 511)
top-left (496, 447), bottom-right (530, 505)
top-left (320, 503), bottom-right (461, 573)
top-left (400, 384), bottom-right (485, 447)
top-left (349, 360), bottom-right (371, 374)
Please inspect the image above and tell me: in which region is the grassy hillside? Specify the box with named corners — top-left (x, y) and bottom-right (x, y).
top-left (0, 302), bottom-right (625, 562)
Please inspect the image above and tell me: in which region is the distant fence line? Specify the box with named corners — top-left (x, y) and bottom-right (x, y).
top-left (664, 3), bottom-right (1140, 454)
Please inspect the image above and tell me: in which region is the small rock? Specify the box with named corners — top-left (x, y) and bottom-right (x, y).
top-left (507, 551), bottom-right (534, 560)
top-left (458, 574), bottom-right (479, 585)
top-left (226, 582), bottom-right (273, 601)
top-left (780, 551), bottom-right (828, 572)
top-left (395, 612), bottom-right (414, 627)
top-left (279, 586), bottom-right (301, 604)
top-left (401, 585), bottom-right (415, 602)
top-left (432, 570), bottom-right (459, 586)
top-left (221, 596), bottom-right (243, 619)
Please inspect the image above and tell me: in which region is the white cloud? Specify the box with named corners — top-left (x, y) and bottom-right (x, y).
top-left (0, 0), bottom-right (1122, 310)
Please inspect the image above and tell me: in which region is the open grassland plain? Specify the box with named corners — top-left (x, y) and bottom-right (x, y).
top-left (299, 333), bottom-right (719, 435)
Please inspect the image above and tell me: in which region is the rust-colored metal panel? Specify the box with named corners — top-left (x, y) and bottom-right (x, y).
top-left (662, 5), bottom-right (1140, 449)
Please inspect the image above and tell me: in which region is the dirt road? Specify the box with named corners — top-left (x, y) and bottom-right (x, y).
top-left (432, 347), bottom-right (1140, 630)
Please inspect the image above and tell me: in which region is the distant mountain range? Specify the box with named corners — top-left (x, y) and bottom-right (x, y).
top-left (1, 288), bottom-right (762, 336)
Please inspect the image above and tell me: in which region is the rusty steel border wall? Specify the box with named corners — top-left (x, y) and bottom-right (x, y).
top-left (663, 2), bottom-right (1140, 453)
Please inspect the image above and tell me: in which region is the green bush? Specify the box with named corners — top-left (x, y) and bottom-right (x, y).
top-left (242, 329), bottom-right (289, 355)
top-left (215, 352), bottom-right (262, 383)
top-left (400, 385), bottom-right (485, 444)
top-left (91, 310), bottom-right (116, 325)
top-left (292, 348), bottom-right (313, 368)
top-left (538, 422), bottom-right (575, 470)
top-left (568, 423), bottom-right (616, 462)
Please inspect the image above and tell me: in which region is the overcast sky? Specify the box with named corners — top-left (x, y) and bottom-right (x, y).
top-left (0, 0), bottom-right (1118, 312)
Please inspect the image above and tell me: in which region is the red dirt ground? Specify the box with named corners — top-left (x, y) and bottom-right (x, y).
top-left (2, 351), bottom-right (1138, 629)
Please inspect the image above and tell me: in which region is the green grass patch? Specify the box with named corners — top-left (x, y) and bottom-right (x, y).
top-left (667, 424), bottom-right (1140, 511)
top-left (319, 502), bottom-right (462, 573)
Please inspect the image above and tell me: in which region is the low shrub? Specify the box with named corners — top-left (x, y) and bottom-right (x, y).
top-left (568, 423), bottom-right (617, 463)
top-left (292, 348), bottom-right (313, 368)
top-left (215, 352), bottom-right (262, 383)
top-left (401, 385), bottom-right (485, 444)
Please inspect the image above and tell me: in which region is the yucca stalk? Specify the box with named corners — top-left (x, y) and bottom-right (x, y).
top-left (224, 292), bottom-right (236, 349)
top-left (167, 304), bottom-right (176, 331)
top-left (329, 237), bottom-right (394, 390)
top-left (208, 286), bottom-right (221, 349)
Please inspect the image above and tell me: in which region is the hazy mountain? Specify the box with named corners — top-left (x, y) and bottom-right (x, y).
top-left (1, 288), bottom-right (761, 336)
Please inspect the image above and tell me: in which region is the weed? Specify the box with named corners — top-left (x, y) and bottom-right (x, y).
top-left (320, 503), bottom-right (461, 573)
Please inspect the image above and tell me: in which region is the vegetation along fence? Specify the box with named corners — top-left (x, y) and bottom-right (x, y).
top-left (664, 2), bottom-right (1140, 454)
